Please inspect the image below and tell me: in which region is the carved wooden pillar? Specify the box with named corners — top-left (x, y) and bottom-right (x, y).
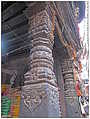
top-left (20, 2), bottom-right (61, 118)
top-left (24, 10), bottom-right (56, 84)
top-left (61, 58), bottom-right (81, 117)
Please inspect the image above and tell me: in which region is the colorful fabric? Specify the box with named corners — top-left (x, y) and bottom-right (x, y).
top-left (75, 83), bottom-right (82, 96)
top-left (1, 96), bottom-right (11, 116)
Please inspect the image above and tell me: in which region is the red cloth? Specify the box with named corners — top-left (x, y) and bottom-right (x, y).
top-left (75, 82), bottom-right (82, 96)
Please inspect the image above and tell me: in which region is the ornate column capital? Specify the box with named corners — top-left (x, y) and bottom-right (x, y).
top-left (24, 2), bottom-right (48, 19)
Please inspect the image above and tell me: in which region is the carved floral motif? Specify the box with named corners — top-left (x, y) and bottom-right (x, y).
top-left (21, 88), bottom-right (47, 112)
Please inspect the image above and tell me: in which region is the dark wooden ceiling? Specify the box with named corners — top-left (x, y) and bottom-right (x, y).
top-left (2, 1), bottom-right (85, 61)
top-left (1, 1), bottom-right (16, 12)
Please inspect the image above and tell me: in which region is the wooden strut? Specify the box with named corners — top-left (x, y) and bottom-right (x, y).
top-left (50, 7), bottom-right (56, 41)
top-left (56, 20), bottom-right (76, 59)
top-left (51, 2), bottom-right (78, 59)
top-left (52, 2), bottom-right (83, 73)
top-left (54, 2), bottom-right (83, 104)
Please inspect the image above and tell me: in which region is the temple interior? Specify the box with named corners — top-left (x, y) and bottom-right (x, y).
top-left (1, 1), bottom-right (89, 118)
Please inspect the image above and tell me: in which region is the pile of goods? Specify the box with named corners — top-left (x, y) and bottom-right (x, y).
top-left (1, 84), bottom-right (21, 118)
top-left (1, 96), bottom-right (11, 117)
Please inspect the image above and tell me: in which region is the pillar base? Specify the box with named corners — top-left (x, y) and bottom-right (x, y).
top-left (19, 82), bottom-right (61, 118)
top-left (65, 97), bottom-right (81, 118)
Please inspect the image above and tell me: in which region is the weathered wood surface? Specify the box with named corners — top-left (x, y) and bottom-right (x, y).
top-left (2, 2), bottom-right (26, 22)
top-left (2, 14), bottom-right (27, 33)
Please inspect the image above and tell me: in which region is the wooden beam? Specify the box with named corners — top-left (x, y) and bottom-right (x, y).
top-left (3, 24), bottom-right (28, 40)
top-left (7, 38), bottom-right (30, 51)
top-left (2, 44), bottom-right (31, 57)
top-left (2, 13), bottom-right (27, 33)
top-left (7, 32), bottom-right (29, 43)
top-left (2, 2), bottom-right (26, 22)
top-left (55, 19), bottom-right (67, 47)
